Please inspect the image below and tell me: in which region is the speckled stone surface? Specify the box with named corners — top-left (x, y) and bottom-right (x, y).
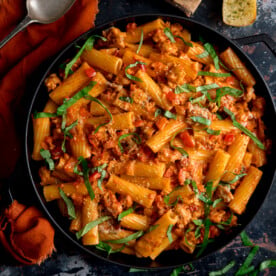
top-left (0, 0), bottom-right (275, 275)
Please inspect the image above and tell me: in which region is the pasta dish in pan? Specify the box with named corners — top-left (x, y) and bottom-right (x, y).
top-left (32, 19), bottom-right (270, 259)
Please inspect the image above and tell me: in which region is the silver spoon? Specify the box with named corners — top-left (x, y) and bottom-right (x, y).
top-left (0, 0), bottom-right (76, 49)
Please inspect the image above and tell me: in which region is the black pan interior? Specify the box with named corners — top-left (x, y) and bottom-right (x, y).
top-left (25, 14), bottom-right (276, 269)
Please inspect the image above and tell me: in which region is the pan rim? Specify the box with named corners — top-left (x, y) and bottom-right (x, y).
top-left (25, 13), bottom-right (276, 270)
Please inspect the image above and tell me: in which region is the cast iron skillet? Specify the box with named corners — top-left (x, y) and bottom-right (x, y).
top-left (25, 14), bottom-right (276, 269)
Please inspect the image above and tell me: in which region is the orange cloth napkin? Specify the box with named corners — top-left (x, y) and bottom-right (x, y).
top-left (0, 0), bottom-right (99, 178)
top-left (0, 200), bottom-right (55, 264)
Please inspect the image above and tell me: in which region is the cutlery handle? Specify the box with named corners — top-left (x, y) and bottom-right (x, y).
top-left (0, 16), bottom-right (35, 49)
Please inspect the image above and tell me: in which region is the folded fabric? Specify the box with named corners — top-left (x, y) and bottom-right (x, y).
top-left (0, 0), bottom-right (99, 178)
top-left (0, 200), bottom-right (55, 264)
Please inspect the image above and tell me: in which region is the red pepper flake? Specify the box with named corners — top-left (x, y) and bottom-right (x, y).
top-left (85, 67), bottom-right (96, 78)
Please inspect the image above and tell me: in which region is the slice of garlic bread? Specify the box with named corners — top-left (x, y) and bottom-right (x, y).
top-left (223, 0), bottom-right (257, 27)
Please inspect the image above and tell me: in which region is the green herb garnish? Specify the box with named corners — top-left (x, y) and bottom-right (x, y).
top-left (61, 120), bottom-right (78, 153)
top-left (90, 163), bottom-right (108, 191)
top-left (175, 35), bottom-right (193, 47)
top-left (203, 43), bottom-right (220, 70)
top-left (167, 224), bottom-right (174, 244)
top-left (224, 107), bottom-right (265, 150)
top-left (209, 260), bottom-right (236, 276)
top-left (136, 30), bottom-right (144, 54)
top-left (154, 108), bottom-right (162, 117)
top-left (191, 116), bottom-right (211, 126)
top-left (196, 218), bottom-right (212, 257)
top-left (40, 149), bottom-right (55, 170)
top-left (206, 128), bottom-right (221, 135)
top-left (64, 35), bottom-right (106, 78)
top-left (196, 50), bottom-right (209, 58)
top-left (240, 231), bottom-right (254, 246)
top-left (96, 241), bottom-right (125, 256)
top-left (76, 216), bottom-right (111, 239)
top-left (106, 230), bottom-right (144, 244)
top-left (58, 188), bottom-right (76, 220)
top-left (33, 112), bottom-right (57, 119)
top-left (119, 96), bottom-right (133, 103)
top-left (170, 131), bottom-right (189, 157)
top-left (164, 110), bottom-right (177, 119)
top-left (164, 27), bottom-right (175, 43)
top-left (118, 205), bottom-right (135, 221)
top-left (125, 61), bottom-right (146, 82)
top-left (197, 71), bottom-right (231, 77)
top-left (78, 156), bottom-right (95, 200)
top-left (118, 133), bottom-right (141, 153)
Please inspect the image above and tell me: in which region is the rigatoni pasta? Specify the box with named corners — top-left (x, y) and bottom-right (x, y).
top-left (32, 18), bottom-right (270, 260)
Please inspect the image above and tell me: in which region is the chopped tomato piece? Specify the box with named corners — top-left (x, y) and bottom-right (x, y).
top-left (85, 67), bottom-right (96, 78)
top-left (155, 117), bottom-right (168, 130)
top-left (179, 131), bottom-right (195, 148)
top-left (224, 133), bottom-right (235, 144)
top-left (226, 76), bottom-right (236, 86)
top-left (166, 91), bottom-right (176, 102)
top-left (89, 172), bottom-right (101, 182)
top-left (134, 120), bottom-right (144, 127)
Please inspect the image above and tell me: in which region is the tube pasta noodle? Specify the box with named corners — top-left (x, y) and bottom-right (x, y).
top-left (205, 149), bottom-right (231, 189)
top-left (125, 18), bottom-right (165, 43)
top-left (135, 210), bottom-right (178, 258)
top-left (121, 214), bottom-right (149, 231)
top-left (135, 70), bottom-right (172, 110)
top-left (82, 48), bottom-right (123, 75)
top-left (146, 120), bottom-right (187, 153)
top-left (220, 47), bottom-right (256, 87)
top-left (221, 135), bottom-right (250, 182)
top-left (86, 112), bottom-right (135, 130)
top-left (82, 196), bottom-right (99, 245)
top-left (33, 19), bottom-right (269, 259)
top-left (126, 161), bottom-right (166, 178)
top-left (229, 166), bottom-right (263, 214)
top-left (50, 62), bottom-right (91, 104)
top-left (186, 42), bottom-right (213, 64)
top-left (120, 175), bottom-right (171, 194)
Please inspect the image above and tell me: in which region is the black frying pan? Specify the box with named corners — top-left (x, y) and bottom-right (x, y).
top-left (25, 14), bottom-right (276, 270)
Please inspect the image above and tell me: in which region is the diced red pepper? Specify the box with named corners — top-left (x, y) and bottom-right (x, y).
top-left (179, 131), bottom-right (195, 148)
top-left (224, 133), bottom-right (235, 144)
top-left (89, 172), bottom-right (101, 182)
top-left (85, 67), bottom-right (96, 78)
top-left (166, 91), bottom-right (176, 102)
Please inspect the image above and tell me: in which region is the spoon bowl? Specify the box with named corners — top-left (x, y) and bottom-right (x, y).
top-left (27, 0), bottom-right (76, 24)
top-left (0, 0), bottom-right (76, 48)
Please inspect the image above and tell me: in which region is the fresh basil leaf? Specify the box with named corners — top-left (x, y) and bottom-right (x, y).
top-left (106, 230), bottom-right (144, 244)
top-left (212, 198), bottom-right (222, 208)
top-left (220, 212), bottom-right (233, 226)
top-left (203, 43), bottom-right (220, 70)
top-left (136, 30), bottom-right (144, 54)
top-left (154, 108), bottom-right (162, 117)
top-left (195, 226), bottom-right (202, 239)
top-left (95, 241), bottom-right (125, 256)
top-left (193, 219), bottom-right (203, 226)
top-left (235, 246), bottom-right (259, 276)
top-left (170, 131), bottom-right (189, 157)
top-left (198, 71), bottom-right (231, 77)
top-left (191, 180), bottom-right (199, 195)
top-left (189, 94), bottom-right (206, 104)
top-left (129, 268), bottom-right (149, 273)
top-left (216, 113), bottom-right (223, 120)
top-left (78, 156), bottom-right (95, 200)
top-left (76, 216), bottom-right (111, 240)
top-left (85, 95), bottom-right (113, 133)
top-left (184, 228), bottom-right (192, 246)
top-left (118, 206), bottom-right (135, 221)
top-left (171, 264), bottom-right (194, 276)
top-left (146, 224), bottom-right (159, 233)
top-left (73, 163), bottom-right (83, 176)
top-left (240, 231), bottom-right (254, 246)
top-left (196, 50), bottom-right (209, 58)
top-left (40, 149), bottom-right (55, 170)
top-left (90, 163), bottom-right (108, 191)
top-left (164, 186), bottom-right (183, 206)
top-left (221, 172), bottom-right (247, 185)
top-left (214, 87), bottom-right (243, 107)
top-left (164, 110), bottom-right (177, 119)
top-left (164, 27), bottom-right (175, 43)
top-left (175, 83), bottom-right (196, 94)
top-left (58, 188), bottom-right (76, 220)
top-left (191, 116), bottom-right (211, 126)
top-left (175, 35), bottom-right (193, 47)
top-left (118, 133), bottom-right (141, 153)
top-left (224, 107), bottom-right (265, 150)
top-left (61, 120), bottom-right (78, 153)
top-left (196, 218), bottom-right (212, 257)
top-left (125, 61), bottom-right (146, 82)
top-left (209, 260), bottom-right (236, 276)
top-left (167, 224), bottom-right (174, 244)
top-left (57, 82), bottom-right (97, 115)
top-left (119, 96), bottom-right (133, 103)
top-left (198, 193), bottom-right (213, 204)
top-left (206, 128), bottom-right (221, 135)
top-left (65, 35), bottom-right (106, 78)
top-left (259, 260), bottom-right (276, 271)
top-left (33, 111), bottom-right (57, 119)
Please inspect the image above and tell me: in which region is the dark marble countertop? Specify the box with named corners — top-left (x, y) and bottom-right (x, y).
top-left (1, 0), bottom-right (275, 275)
